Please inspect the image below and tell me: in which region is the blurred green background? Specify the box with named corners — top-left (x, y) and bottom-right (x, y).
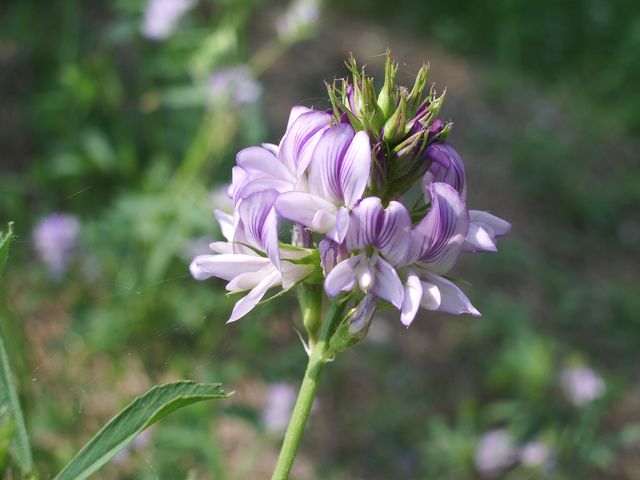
top-left (1, 0), bottom-right (639, 478)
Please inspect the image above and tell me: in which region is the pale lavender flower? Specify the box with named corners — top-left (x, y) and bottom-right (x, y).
top-left (33, 213), bottom-right (80, 278)
top-left (276, 123), bottom-right (371, 242)
top-left (208, 66), bottom-right (262, 106)
top-left (559, 366), bottom-right (605, 406)
top-left (474, 429), bottom-right (517, 477)
top-left (323, 197), bottom-right (410, 311)
top-left (262, 383), bottom-right (297, 433)
top-left (322, 182), bottom-right (479, 326)
top-left (229, 106), bottom-right (330, 204)
top-left (276, 0), bottom-right (320, 43)
top-left (190, 191), bottom-right (313, 322)
top-left (141, 0), bottom-right (196, 41)
top-left (519, 441), bottom-right (552, 468)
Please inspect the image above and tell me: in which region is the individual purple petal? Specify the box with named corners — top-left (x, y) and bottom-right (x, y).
top-left (464, 222), bottom-right (497, 252)
top-left (400, 269), bottom-right (422, 326)
top-left (285, 105), bottom-right (313, 131)
top-left (189, 254), bottom-right (270, 281)
top-left (233, 174), bottom-right (293, 203)
top-left (208, 241), bottom-right (234, 254)
top-left (463, 211), bottom-right (511, 253)
top-left (355, 256), bottom-right (375, 292)
top-left (340, 131), bottom-right (372, 207)
top-left (414, 182), bottom-right (469, 274)
top-left (236, 146), bottom-right (295, 183)
top-left (333, 207), bottom-right (350, 243)
top-left (275, 191), bottom-right (335, 231)
top-left (279, 109), bottom-right (331, 176)
top-left (312, 208), bottom-right (339, 235)
top-left (261, 142), bottom-right (280, 156)
top-left (346, 197), bottom-right (384, 251)
top-left (422, 142), bottom-right (467, 200)
top-left (309, 123), bottom-right (355, 203)
top-left (226, 264), bottom-right (274, 291)
top-left (319, 238), bottom-right (348, 275)
top-left (280, 262), bottom-right (314, 289)
top-left (376, 200), bottom-right (414, 266)
top-left (214, 210), bottom-right (235, 242)
top-left (418, 271), bottom-right (480, 316)
top-left (324, 255), bottom-right (361, 297)
top-left (371, 256), bottom-right (404, 310)
top-left (228, 269), bottom-right (281, 323)
top-left (236, 190), bottom-right (280, 268)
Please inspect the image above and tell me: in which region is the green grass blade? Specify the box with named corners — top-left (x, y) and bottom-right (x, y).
top-left (0, 222), bottom-right (14, 281)
top-left (0, 335), bottom-right (34, 475)
top-left (54, 381), bottom-right (231, 480)
top-left (0, 222), bottom-right (34, 474)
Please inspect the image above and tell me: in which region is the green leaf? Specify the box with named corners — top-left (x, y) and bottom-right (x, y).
top-left (0, 332), bottom-right (33, 475)
top-left (0, 221), bottom-right (33, 475)
top-left (54, 381), bottom-right (231, 480)
top-left (0, 222), bottom-right (14, 280)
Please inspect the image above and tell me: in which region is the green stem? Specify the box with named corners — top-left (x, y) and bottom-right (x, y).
top-left (271, 302), bottom-right (342, 480)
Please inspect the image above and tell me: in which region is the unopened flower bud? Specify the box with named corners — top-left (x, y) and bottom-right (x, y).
top-left (377, 54), bottom-right (398, 119)
top-left (328, 294), bottom-right (378, 353)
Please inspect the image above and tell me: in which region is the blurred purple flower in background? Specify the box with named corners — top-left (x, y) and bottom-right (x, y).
top-left (276, 0), bottom-right (320, 43)
top-left (559, 366), bottom-right (605, 406)
top-left (262, 383), bottom-right (297, 433)
top-left (519, 441), bottom-right (552, 468)
top-left (141, 0), bottom-right (196, 41)
top-left (33, 213), bottom-right (80, 278)
top-left (474, 429), bottom-right (517, 477)
top-left (208, 66), bottom-right (263, 106)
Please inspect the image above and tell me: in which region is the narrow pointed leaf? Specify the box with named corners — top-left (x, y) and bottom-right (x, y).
top-left (0, 222), bottom-right (14, 280)
top-left (0, 335), bottom-right (33, 475)
top-left (0, 222), bottom-right (33, 474)
top-left (54, 381), bottom-right (231, 480)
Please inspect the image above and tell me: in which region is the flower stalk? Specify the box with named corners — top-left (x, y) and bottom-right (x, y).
top-left (271, 301), bottom-right (343, 480)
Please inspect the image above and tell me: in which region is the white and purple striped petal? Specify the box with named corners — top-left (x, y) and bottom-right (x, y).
top-left (414, 182), bottom-right (469, 274)
top-left (400, 269), bottom-right (422, 326)
top-left (324, 255), bottom-right (361, 296)
top-left (370, 256), bottom-right (404, 309)
top-left (422, 142), bottom-right (467, 200)
top-left (228, 269), bottom-right (282, 323)
top-left (463, 211), bottom-right (511, 253)
top-left (279, 108), bottom-right (331, 177)
top-left (417, 271), bottom-right (480, 316)
top-left (345, 197), bottom-right (384, 251)
top-left (236, 190), bottom-right (280, 268)
top-left (345, 197), bottom-right (415, 267)
top-left (308, 126), bottom-right (371, 207)
top-left (189, 254), bottom-right (271, 282)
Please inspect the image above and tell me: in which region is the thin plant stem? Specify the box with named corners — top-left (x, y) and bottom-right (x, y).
top-left (271, 301), bottom-right (343, 480)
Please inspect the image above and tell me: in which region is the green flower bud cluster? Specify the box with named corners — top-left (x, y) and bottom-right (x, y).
top-left (326, 52), bottom-right (451, 199)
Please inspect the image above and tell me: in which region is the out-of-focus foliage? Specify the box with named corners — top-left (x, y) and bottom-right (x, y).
top-left (1, 0), bottom-right (639, 478)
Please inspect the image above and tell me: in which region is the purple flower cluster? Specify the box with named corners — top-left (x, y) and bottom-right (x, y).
top-left (190, 56), bottom-right (510, 329)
